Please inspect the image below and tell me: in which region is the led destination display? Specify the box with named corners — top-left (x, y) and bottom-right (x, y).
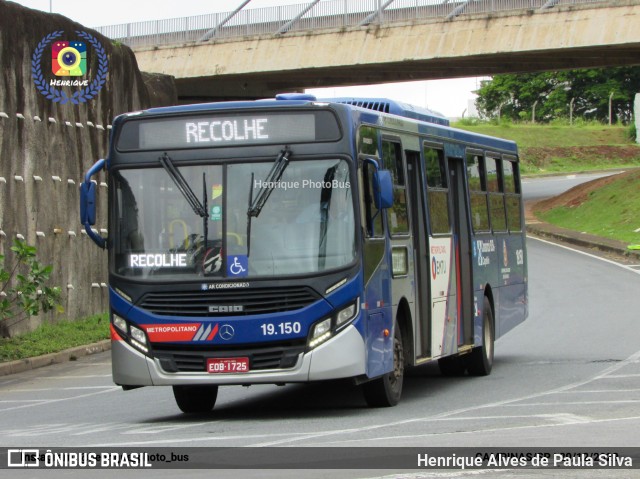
top-left (117, 111), bottom-right (340, 150)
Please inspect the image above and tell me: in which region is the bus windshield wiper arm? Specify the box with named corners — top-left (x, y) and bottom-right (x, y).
top-left (247, 147), bottom-right (291, 218)
top-left (159, 153), bottom-right (207, 218)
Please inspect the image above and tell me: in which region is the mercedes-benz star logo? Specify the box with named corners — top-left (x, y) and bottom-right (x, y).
top-left (219, 324), bottom-right (235, 341)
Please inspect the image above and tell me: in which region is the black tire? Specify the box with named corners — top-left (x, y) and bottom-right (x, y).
top-left (465, 296), bottom-right (494, 376)
top-left (363, 322), bottom-right (404, 407)
top-left (438, 354), bottom-right (467, 376)
top-left (173, 385), bottom-right (218, 414)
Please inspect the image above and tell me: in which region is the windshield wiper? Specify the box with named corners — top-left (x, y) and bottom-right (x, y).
top-left (247, 147), bottom-right (291, 218)
top-left (159, 153), bottom-right (207, 218)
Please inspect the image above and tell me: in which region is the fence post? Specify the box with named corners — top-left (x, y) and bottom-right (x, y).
top-left (608, 91), bottom-right (614, 126)
top-left (635, 93), bottom-right (640, 143)
top-left (344, 0), bottom-right (347, 27)
top-left (569, 97), bottom-right (575, 125)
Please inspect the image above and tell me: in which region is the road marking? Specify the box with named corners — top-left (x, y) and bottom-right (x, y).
top-left (89, 432), bottom-right (313, 447)
top-left (0, 400), bottom-right (49, 403)
top-left (557, 388), bottom-right (640, 393)
top-left (0, 386), bottom-right (119, 412)
top-left (3, 386), bottom-right (115, 393)
top-left (311, 415), bottom-right (640, 447)
top-left (3, 421), bottom-right (214, 438)
top-left (506, 400), bottom-right (640, 407)
top-left (536, 413), bottom-right (591, 424)
top-left (528, 235), bottom-right (640, 275)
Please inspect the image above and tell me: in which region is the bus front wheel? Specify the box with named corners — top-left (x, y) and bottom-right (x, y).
top-left (363, 321), bottom-right (404, 407)
top-left (465, 297), bottom-right (494, 376)
top-left (173, 385), bottom-right (218, 413)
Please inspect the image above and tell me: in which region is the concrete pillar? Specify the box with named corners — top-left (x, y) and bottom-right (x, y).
top-left (635, 93), bottom-right (640, 144)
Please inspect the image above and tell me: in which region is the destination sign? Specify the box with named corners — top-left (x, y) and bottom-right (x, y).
top-left (117, 111), bottom-right (340, 151)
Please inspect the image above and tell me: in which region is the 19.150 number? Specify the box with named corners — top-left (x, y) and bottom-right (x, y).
top-left (260, 322), bottom-right (302, 336)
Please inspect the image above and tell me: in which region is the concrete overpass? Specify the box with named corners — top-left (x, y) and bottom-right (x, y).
top-left (96, 0), bottom-right (640, 102)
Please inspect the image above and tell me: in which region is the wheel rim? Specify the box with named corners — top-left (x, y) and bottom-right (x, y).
top-left (389, 332), bottom-right (404, 388)
top-left (484, 311), bottom-right (493, 363)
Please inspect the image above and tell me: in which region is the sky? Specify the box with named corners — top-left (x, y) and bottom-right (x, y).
top-left (13, 0), bottom-right (486, 118)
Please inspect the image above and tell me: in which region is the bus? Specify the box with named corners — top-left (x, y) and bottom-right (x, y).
top-left (80, 94), bottom-right (528, 413)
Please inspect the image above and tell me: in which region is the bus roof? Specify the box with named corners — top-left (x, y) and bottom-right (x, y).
top-left (141, 94), bottom-right (448, 127)
top-left (325, 97), bottom-right (449, 127)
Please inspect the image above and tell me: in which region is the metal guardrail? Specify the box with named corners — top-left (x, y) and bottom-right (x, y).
top-left (94, 0), bottom-right (607, 48)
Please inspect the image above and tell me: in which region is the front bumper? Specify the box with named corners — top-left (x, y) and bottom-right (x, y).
top-left (112, 324), bottom-right (366, 387)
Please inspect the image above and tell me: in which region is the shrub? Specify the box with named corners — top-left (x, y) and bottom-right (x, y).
top-left (0, 240), bottom-right (62, 337)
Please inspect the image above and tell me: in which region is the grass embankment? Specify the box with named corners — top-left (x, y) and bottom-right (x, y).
top-left (535, 169), bottom-right (640, 244)
top-left (455, 121), bottom-right (640, 246)
top-left (0, 314), bottom-right (109, 362)
top-left (454, 122), bottom-right (640, 175)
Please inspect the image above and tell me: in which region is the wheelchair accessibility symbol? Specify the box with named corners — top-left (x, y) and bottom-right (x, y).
top-left (227, 255), bottom-right (248, 277)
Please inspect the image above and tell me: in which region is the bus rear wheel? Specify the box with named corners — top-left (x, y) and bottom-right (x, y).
top-left (465, 297), bottom-right (494, 376)
top-left (363, 322), bottom-right (404, 407)
top-left (173, 385), bottom-right (218, 413)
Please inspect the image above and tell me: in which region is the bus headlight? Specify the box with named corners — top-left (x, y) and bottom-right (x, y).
top-left (112, 314), bottom-right (128, 334)
top-left (309, 318), bottom-right (332, 349)
top-left (308, 299), bottom-right (360, 350)
top-left (336, 302), bottom-right (358, 329)
top-left (129, 325), bottom-right (149, 353)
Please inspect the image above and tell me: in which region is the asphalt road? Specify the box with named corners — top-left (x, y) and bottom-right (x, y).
top-left (520, 171), bottom-right (618, 201)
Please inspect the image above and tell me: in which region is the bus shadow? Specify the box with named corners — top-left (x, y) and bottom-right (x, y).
top-left (143, 361), bottom-right (484, 423)
top-left (141, 356), bottom-right (526, 424)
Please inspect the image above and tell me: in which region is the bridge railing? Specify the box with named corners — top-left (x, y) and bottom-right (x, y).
top-left (94, 0), bottom-right (607, 48)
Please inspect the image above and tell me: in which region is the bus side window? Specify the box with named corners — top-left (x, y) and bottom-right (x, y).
top-left (382, 140), bottom-right (409, 235)
top-left (362, 161), bottom-right (384, 238)
top-left (359, 126), bottom-right (379, 157)
top-left (503, 159), bottom-right (523, 232)
top-left (466, 153), bottom-right (490, 232)
top-left (423, 146), bottom-right (451, 234)
top-left (486, 156), bottom-right (507, 232)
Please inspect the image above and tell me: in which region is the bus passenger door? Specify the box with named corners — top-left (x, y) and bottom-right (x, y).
top-left (448, 158), bottom-right (474, 347)
top-left (423, 146), bottom-right (458, 358)
top-left (406, 151), bottom-right (431, 358)
top-left (420, 148), bottom-right (473, 358)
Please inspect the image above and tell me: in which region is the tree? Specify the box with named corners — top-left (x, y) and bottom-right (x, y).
top-left (476, 67), bottom-right (640, 123)
top-left (0, 240), bottom-right (62, 337)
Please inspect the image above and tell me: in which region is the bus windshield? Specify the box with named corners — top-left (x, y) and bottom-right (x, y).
top-left (112, 158), bottom-right (355, 280)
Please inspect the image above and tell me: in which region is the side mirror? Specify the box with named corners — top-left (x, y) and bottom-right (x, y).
top-left (80, 158), bottom-right (106, 249)
top-left (373, 169), bottom-right (394, 210)
top-left (80, 181), bottom-right (97, 225)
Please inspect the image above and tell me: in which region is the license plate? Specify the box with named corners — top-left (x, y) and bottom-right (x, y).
top-left (206, 357), bottom-right (250, 374)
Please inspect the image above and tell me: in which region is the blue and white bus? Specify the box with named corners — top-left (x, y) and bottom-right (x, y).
top-left (81, 94), bottom-right (528, 413)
